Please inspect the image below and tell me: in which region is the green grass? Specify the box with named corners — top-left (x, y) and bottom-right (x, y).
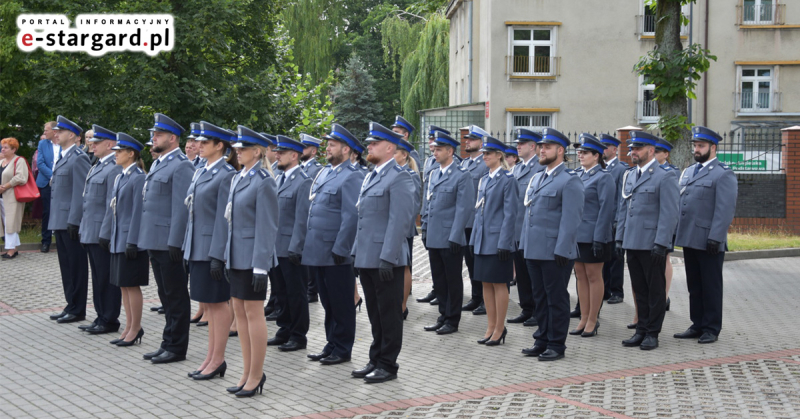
top-left (727, 231), bottom-right (800, 251)
top-left (19, 225), bottom-right (44, 244)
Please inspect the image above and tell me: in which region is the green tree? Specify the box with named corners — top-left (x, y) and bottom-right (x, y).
top-left (331, 54), bottom-right (382, 140)
top-left (633, 0), bottom-right (716, 168)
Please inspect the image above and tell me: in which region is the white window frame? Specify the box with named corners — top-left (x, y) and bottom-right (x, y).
top-left (737, 66), bottom-right (777, 113)
top-left (508, 26), bottom-right (557, 77)
top-left (638, 75), bottom-right (659, 123)
top-left (507, 112), bottom-right (556, 135)
top-left (640, 1), bottom-right (690, 36)
top-left (742, 0), bottom-right (777, 25)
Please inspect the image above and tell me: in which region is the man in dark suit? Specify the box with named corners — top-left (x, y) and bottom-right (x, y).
top-left (601, 134), bottom-right (629, 304)
top-left (36, 121), bottom-right (58, 253)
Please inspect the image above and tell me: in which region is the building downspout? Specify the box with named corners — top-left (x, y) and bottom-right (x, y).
top-left (688, 1), bottom-right (693, 124)
top-left (467, 0), bottom-right (473, 103)
top-left (703, 0), bottom-right (709, 126)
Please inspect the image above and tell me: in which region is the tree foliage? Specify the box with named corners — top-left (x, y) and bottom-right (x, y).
top-left (332, 54), bottom-right (382, 140)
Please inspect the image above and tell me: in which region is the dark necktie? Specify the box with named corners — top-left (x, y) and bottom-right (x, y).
top-left (693, 164), bottom-right (702, 177)
top-left (637, 168), bottom-right (642, 180)
top-left (279, 173), bottom-right (286, 188)
top-left (367, 170), bottom-right (376, 183)
top-left (539, 171), bottom-right (548, 188)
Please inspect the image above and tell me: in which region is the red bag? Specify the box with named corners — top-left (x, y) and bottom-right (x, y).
top-left (12, 157), bottom-right (40, 203)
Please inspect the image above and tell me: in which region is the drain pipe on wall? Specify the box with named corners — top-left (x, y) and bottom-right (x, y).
top-left (688, 0), bottom-right (693, 124)
top-left (467, 0), bottom-right (473, 103)
top-left (703, 0), bottom-right (709, 126)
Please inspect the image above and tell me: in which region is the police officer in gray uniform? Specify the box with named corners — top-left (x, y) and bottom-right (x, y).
top-left (520, 128), bottom-right (584, 361)
top-left (420, 131), bottom-right (475, 334)
top-left (508, 128), bottom-right (544, 326)
top-left (139, 113), bottom-right (195, 364)
top-left (186, 123), bottom-right (207, 168)
top-left (80, 125), bottom-right (123, 334)
top-left (616, 131), bottom-right (679, 351)
top-left (304, 123), bottom-right (365, 365)
top-left (673, 127), bottom-right (737, 344)
top-left (350, 122), bottom-right (416, 384)
top-left (461, 125), bottom-right (490, 315)
top-left (48, 116), bottom-right (92, 324)
top-left (390, 115), bottom-right (423, 172)
top-left (267, 135), bottom-right (312, 352)
top-left (299, 133), bottom-right (324, 302)
top-left (601, 134), bottom-right (630, 304)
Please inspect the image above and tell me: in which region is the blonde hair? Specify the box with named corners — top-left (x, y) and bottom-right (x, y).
top-left (254, 145), bottom-right (274, 177)
top-left (397, 149), bottom-right (419, 173)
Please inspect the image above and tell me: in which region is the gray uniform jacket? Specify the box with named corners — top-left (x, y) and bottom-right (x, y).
top-left (138, 150), bottom-right (195, 251)
top-left (675, 159), bottom-right (738, 251)
top-left (352, 160), bottom-right (416, 268)
top-left (575, 166), bottom-right (616, 244)
top-left (404, 163), bottom-right (422, 238)
top-left (100, 166), bottom-right (146, 253)
top-left (275, 167), bottom-right (312, 257)
top-left (302, 163), bottom-right (365, 266)
top-left (423, 155), bottom-right (439, 184)
top-left (470, 170), bottom-right (518, 255)
top-left (80, 156), bottom-right (122, 244)
top-left (512, 156), bottom-right (544, 243)
top-left (616, 162), bottom-right (679, 250)
top-left (420, 163), bottom-right (475, 248)
top-left (49, 146), bottom-right (91, 230)
top-left (183, 159), bottom-right (236, 262)
top-left (520, 164), bottom-right (584, 260)
top-left (606, 158), bottom-right (629, 226)
top-left (461, 154), bottom-right (489, 227)
top-left (224, 162), bottom-right (279, 271)
top-left (302, 159), bottom-right (323, 181)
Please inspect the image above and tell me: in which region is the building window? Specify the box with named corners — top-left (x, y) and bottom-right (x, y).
top-left (638, 75), bottom-right (659, 122)
top-left (511, 113), bottom-right (553, 132)
top-left (509, 27), bottom-right (557, 77)
top-left (742, 0), bottom-right (776, 24)
top-left (640, 1), bottom-right (689, 37)
top-left (739, 67), bottom-right (776, 112)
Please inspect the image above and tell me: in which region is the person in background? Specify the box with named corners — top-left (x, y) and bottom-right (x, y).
top-left (36, 121), bottom-right (58, 253)
top-left (505, 148), bottom-right (520, 168)
top-left (392, 137), bottom-right (421, 320)
top-left (0, 138), bottom-right (29, 259)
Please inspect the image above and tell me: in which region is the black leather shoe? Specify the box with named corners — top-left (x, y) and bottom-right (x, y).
top-left (196, 321), bottom-right (208, 327)
top-left (523, 317), bottom-right (538, 327)
top-left (538, 349), bottom-right (565, 361)
top-left (429, 297), bottom-right (439, 305)
top-left (622, 333), bottom-right (645, 347)
top-left (151, 351), bottom-right (186, 364)
top-left (78, 321), bottom-right (98, 330)
top-left (522, 346), bottom-right (547, 357)
top-left (307, 351), bottom-right (331, 361)
top-left (472, 303), bottom-right (486, 315)
top-left (698, 332), bottom-right (718, 344)
top-left (264, 305), bottom-right (274, 316)
top-left (351, 363), bottom-right (376, 378)
top-left (319, 355), bottom-right (350, 365)
top-left (424, 322), bottom-right (444, 332)
top-left (49, 311), bottom-right (67, 320)
top-left (265, 311), bottom-right (279, 321)
top-left (607, 295), bottom-right (624, 304)
top-left (364, 368), bottom-right (397, 383)
top-left (278, 341), bottom-right (307, 352)
top-left (508, 313), bottom-right (532, 324)
top-left (673, 328), bottom-right (703, 339)
top-left (56, 314), bottom-right (85, 323)
top-left (627, 323), bottom-right (637, 329)
top-left (416, 291), bottom-right (436, 303)
top-left (267, 337), bottom-right (288, 346)
top-left (87, 324), bottom-right (120, 335)
top-left (157, 308), bottom-right (165, 315)
top-left (569, 307), bottom-right (581, 318)
top-left (150, 305), bottom-right (162, 312)
top-left (461, 299), bottom-right (480, 311)
top-left (436, 324), bottom-right (458, 335)
top-left (640, 336), bottom-right (659, 350)
top-left (143, 348), bottom-right (165, 360)
top-left (308, 293), bottom-right (319, 303)
top-left (41, 243), bottom-right (50, 253)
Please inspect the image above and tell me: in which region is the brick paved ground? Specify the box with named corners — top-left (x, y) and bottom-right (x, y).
top-left (1, 240), bottom-right (799, 418)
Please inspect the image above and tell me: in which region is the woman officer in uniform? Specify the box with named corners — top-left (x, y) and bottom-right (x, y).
top-left (225, 126), bottom-right (279, 397)
top-left (394, 138), bottom-right (420, 320)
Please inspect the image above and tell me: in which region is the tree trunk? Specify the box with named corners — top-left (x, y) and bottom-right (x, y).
top-left (655, 0), bottom-right (693, 169)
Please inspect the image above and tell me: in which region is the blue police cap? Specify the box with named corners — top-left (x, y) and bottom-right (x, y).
top-left (91, 124), bottom-right (117, 142)
top-left (53, 116), bottom-right (83, 136)
top-left (300, 133), bottom-right (321, 148)
top-left (275, 135), bottom-right (305, 153)
top-left (505, 148), bottom-right (518, 156)
top-left (540, 128), bottom-right (570, 149)
top-left (112, 132), bottom-right (144, 152)
top-left (600, 134), bottom-right (621, 146)
top-left (187, 122), bottom-right (201, 139)
top-left (432, 131), bottom-right (459, 149)
top-left (479, 136), bottom-right (506, 153)
top-left (427, 125), bottom-right (451, 138)
top-left (691, 126), bottom-right (722, 145)
top-left (654, 137), bottom-right (673, 152)
top-left (465, 125), bottom-right (489, 141)
top-left (628, 131), bottom-right (661, 147)
top-left (573, 133), bottom-right (607, 154)
top-left (391, 115), bottom-right (415, 134)
top-left (323, 123), bottom-right (363, 153)
top-left (398, 138), bottom-right (415, 153)
top-left (234, 126), bottom-right (272, 148)
top-left (148, 113), bottom-right (185, 137)
top-left (198, 121), bottom-right (235, 143)
top-left (515, 128), bottom-right (542, 144)
top-left (257, 133), bottom-right (277, 147)
top-left (366, 122), bottom-right (402, 145)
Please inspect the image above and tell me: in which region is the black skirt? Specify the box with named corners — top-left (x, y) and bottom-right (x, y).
top-left (406, 236), bottom-right (414, 271)
top-left (474, 253), bottom-right (513, 284)
top-left (110, 252), bottom-right (149, 287)
top-left (229, 268), bottom-right (266, 301)
top-left (189, 261), bottom-right (231, 303)
top-left (576, 242), bottom-right (613, 264)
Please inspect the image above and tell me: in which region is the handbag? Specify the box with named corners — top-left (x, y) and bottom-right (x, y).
top-left (12, 157), bottom-right (40, 203)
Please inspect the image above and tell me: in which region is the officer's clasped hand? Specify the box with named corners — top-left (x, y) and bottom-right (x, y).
top-left (209, 258), bottom-right (225, 281)
top-left (252, 273), bottom-right (268, 292)
top-left (288, 251), bottom-right (302, 266)
top-left (497, 248), bottom-right (511, 261)
top-left (332, 253), bottom-right (346, 265)
top-left (706, 239), bottom-right (721, 255)
top-left (651, 244), bottom-right (667, 263)
top-left (98, 237), bottom-right (110, 251)
top-left (615, 241), bottom-right (625, 259)
top-left (555, 254), bottom-right (569, 267)
top-left (592, 241), bottom-right (604, 259)
top-left (125, 244), bottom-right (138, 260)
top-left (67, 224), bottom-right (80, 241)
top-left (168, 246), bottom-right (183, 263)
top-left (379, 260), bottom-right (394, 282)
top-left (449, 241), bottom-right (461, 255)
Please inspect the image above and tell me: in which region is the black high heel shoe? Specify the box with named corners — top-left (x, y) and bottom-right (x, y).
top-left (569, 327), bottom-right (585, 335)
top-left (355, 298), bottom-right (362, 312)
top-left (581, 321), bottom-right (599, 337)
top-left (403, 308), bottom-right (409, 320)
top-left (665, 297), bottom-right (671, 312)
top-left (477, 336), bottom-right (492, 344)
top-left (235, 373), bottom-right (266, 397)
top-left (189, 314), bottom-right (203, 323)
top-left (226, 384), bottom-right (245, 393)
top-left (188, 370), bottom-right (201, 378)
top-left (485, 327), bottom-right (507, 346)
top-left (193, 361), bottom-right (227, 380)
top-left (115, 329), bottom-right (144, 346)
top-left (109, 337), bottom-right (123, 345)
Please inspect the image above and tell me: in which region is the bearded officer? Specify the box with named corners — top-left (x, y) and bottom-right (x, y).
top-left (461, 125), bottom-right (490, 315)
top-left (601, 134), bottom-right (630, 304)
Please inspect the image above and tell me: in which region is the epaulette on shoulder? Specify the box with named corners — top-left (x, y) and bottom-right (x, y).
top-left (565, 169), bottom-right (577, 176)
top-left (626, 166), bottom-right (637, 172)
top-left (258, 169), bottom-right (269, 179)
top-left (619, 161), bottom-right (630, 167)
top-left (135, 168), bottom-right (144, 174)
top-left (176, 154), bottom-right (188, 161)
top-left (505, 171), bottom-right (514, 178)
top-left (599, 168), bottom-right (609, 172)
top-left (718, 162), bottom-right (731, 170)
top-left (659, 164), bottom-right (676, 171)
top-left (457, 165), bottom-right (466, 172)
top-left (345, 164), bottom-right (357, 171)
top-left (313, 161), bottom-right (322, 167)
top-left (222, 164), bottom-right (235, 172)
top-left (74, 148), bottom-right (84, 155)
top-left (406, 167), bottom-right (415, 174)
top-left (393, 165), bottom-right (404, 172)
top-left (298, 170), bottom-right (310, 179)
